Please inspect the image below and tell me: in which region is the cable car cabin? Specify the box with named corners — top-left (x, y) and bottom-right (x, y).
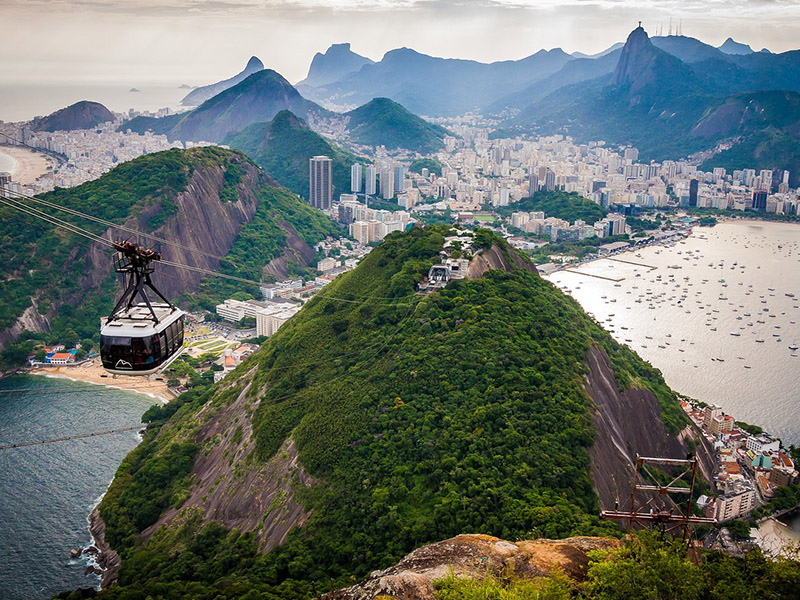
top-left (100, 303), bottom-right (185, 375)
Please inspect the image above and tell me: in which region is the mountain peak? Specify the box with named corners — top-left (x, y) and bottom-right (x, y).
top-left (181, 55), bottom-right (265, 106)
top-left (245, 56), bottom-right (264, 71)
top-left (299, 42), bottom-right (373, 88)
top-left (718, 37), bottom-right (754, 55)
top-left (613, 26), bottom-right (656, 87)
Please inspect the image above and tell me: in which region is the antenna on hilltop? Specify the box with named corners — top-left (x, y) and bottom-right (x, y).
top-left (668, 18), bottom-right (672, 36)
top-left (678, 20), bottom-right (683, 36)
top-left (638, 20), bottom-right (642, 28)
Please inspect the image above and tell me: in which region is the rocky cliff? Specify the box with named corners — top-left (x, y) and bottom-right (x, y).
top-left (0, 147), bottom-right (336, 352)
top-left (584, 346), bottom-right (715, 510)
top-left (324, 534), bottom-right (620, 600)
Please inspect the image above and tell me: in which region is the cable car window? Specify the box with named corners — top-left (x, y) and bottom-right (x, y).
top-left (150, 334), bottom-right (162, 360)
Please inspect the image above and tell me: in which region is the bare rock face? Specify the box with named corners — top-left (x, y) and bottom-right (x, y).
top-left (323, 534), bottom-right (619, 600)
top-left (584, 346), bottom-right (716, 510)
top-left (466, 243), bottom-right (539, 280)
top-left (141, 376), bottom-right (316, 552)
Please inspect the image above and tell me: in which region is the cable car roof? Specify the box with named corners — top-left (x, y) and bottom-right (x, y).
top-left (101, 304), bottom-right (183, 336)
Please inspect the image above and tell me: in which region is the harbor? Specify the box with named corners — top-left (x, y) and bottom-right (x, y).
top-left (545, 219), bottom-right (800, 446)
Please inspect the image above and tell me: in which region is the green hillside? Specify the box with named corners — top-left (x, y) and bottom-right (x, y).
top-left (498, 190), bottom-right (608, 224)
top-left (87, 227), bottom-right (691, 599)
top-left (701, 128), bottom-right (800, 187)
top-left (0, 147), bottom-right (339, 368)
top-left (345, 97), bottom-right (451, 153)
top-left (225, 110), bottom-right (363, 200)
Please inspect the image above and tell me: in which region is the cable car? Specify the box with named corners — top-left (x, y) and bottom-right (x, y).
top-left (100, 241), bottom-right (185, 375)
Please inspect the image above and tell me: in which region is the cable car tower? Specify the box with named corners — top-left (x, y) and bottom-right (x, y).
top-left (108, 241), bottom-right (174, 323)
top-left (601, 455), bottom-right (716, 546)
top-left (100, 241), bottom-right (185, 375)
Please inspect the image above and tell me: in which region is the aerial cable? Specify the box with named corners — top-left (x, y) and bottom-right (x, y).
top-left (0, 196), bottom-right (115, 249)
top-left (2, 187), bottom-right (231, 263)
top-left (2, 189), bottom-right (415, 304)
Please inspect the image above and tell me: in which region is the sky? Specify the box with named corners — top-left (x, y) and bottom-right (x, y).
top-left (1, 0), bottom-right (799, 86)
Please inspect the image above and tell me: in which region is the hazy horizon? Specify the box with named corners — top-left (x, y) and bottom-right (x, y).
top-left (1, 0), bottom-right (799, 89)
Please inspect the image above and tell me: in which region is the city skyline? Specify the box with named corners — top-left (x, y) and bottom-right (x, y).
top-left (2, 0), bottom-right (800, 86)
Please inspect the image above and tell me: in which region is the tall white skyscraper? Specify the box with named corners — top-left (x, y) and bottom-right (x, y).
top-left (380, 167), bottom-right (394, 200)
top-left (393, 164), bottom-right (405, 194)
top-left (365, 165), bottom-right (377, 195)
top-left (350, 163), bottom-right (362, 193)
top-left (309, 155), bottom-right (333, 210)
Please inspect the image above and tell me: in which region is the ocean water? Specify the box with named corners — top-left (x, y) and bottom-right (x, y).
top-left (0, 376), bottom-right (157, 600)
top-left (545, 219), bottom-right (800, 446)
top-left (0, 82), bottom-right (189, 123)
top-left (0, 151), bottom-right (16, 174)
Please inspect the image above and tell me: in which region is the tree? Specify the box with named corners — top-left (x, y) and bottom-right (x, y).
top-left (584, 533), bottom-right (704, 600)
top-left (727, 520), bottom-right (752, 540)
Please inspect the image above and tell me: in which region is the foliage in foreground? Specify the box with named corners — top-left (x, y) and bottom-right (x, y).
top-left (54, 533), bottom-right (800, 600)
top-left (433, 532), bottom-right (800, 600)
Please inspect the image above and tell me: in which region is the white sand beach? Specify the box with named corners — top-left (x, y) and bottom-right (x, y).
top-left (0, 145), bottom-right (55, 184)
top-left (30, 360), bottom-right (173, 403)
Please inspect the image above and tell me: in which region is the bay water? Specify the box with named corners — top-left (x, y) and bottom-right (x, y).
top-left (546, 219), bottom-right (800, 446)
top-left (0, 375), bottom-right (156, 600)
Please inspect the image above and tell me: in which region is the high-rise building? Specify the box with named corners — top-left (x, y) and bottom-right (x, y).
top-left (309, 156), bottom-right (333, 210)
top-left (528, 174), bottom-right (538, 196)
top-left (393, 165), bottom-right (405, 194)
top-left (544, 169), bottom-right (556, 192)
top-left (350, 163), bottom-right (362, 193)
top-left (689, 179), bottom-right (699, 207)
top-left (380, 167), bottom-right (394, 200)
top-left (752, 190), bottom-right (768, 211)
top-left (365, 165), bottom-right (377, 195)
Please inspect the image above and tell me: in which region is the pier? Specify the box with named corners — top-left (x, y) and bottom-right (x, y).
top-left (607, 257), bottom-right (658, 271)
top-left (563, 269), bottom-right (624, 282)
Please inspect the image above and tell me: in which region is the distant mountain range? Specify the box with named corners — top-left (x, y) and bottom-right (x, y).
top-left (299, 45), bottom-right (574, 115)
top-left (296, 35), bottom-right (782, 118)
top-left (181, 56), bottom-right (264, 106)
top-left (30, 100), bottom-right (114, 132)
top-left (123, 69), bottom-right (327, 143)
top-left (501, 26), bottom-right (800, 184)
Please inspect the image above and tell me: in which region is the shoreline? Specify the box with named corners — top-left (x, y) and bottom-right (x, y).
top-left (0, 144), bottom-right (55, 185)
top-left (29, 360), bottom-right (173, 403)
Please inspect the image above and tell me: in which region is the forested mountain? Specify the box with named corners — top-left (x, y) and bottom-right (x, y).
top-left (78, 226), bottom-right (714, 599)
top-left (225, 110), bottom-right (363, 200)
top-left (122, 70), bottom-right (327, 143)
top-left (0, 147), bottom-right (339, 365)
top-left (29, 100), bottom-right (114, 131)
top-left (181, 56), bottom-right (265, 106)
top-left (344, 97), bottom-right (451, 153)
top-left (504, 27), bottom-right (800, 183)
top-left (296, 43), bottom-right (373, 89)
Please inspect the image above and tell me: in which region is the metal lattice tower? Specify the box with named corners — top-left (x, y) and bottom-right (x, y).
top-left (601, 455), bottom-right (716, 545)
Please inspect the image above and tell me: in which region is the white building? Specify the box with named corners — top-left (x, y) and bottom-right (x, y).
top-left (716, 488), bottom-right (757, 522)
top-left (255, 305), bottom-right (300, 337)
top-left (747, 435), bottom-right (781, 455)
top-left (351, 163), bottom-right (362, 193)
